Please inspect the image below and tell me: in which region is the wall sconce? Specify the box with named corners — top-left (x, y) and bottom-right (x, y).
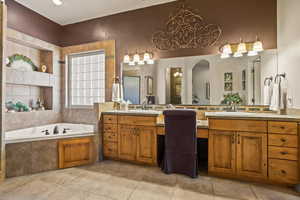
top-left (123, 51), bottom-right (155, 66)
top-left (220, 36), bottom-right (264, 59)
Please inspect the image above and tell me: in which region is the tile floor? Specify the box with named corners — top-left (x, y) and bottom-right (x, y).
top-left (0, 161), bottom-right (299, 200)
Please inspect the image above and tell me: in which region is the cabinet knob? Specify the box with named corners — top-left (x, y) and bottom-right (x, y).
top-left (280, 126), bottom-right (285, 130)
top-left (280, 138), bottom-right (287, 142)
top-left (281, 170), bottom-right (287, 174)
top-left (280, 151), bottom-right (288, 155)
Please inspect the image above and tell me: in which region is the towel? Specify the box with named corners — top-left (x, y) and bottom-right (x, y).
top-left (270, 77), bottom-right (288, 111)
top-left (112, 83), bottom-right (120, 102)
top-left (279, 78), bottom-right (288, 110)
top-left (263, 84), bottom-right (273, 105)
top-left (270, 82), bottom-right (280, 111)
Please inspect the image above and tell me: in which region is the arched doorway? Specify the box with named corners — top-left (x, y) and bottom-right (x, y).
top-left (192, 60), bottom-right (210, 105)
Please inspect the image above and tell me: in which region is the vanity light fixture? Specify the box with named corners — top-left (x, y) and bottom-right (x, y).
top-left (138, 60), bottom-right (145, 65)
top-left (133, 52), bottom-right (140, 63)
top-left (146, 59), bottom-right (155, 65)
top-left (247, 51), bottom-right (258, 57)
top-left (143, 52), bottom-right (151, 62)
top-left (252, 36), bottom-right (264, 52)
top-left (221, 53), bottom-right (230, 59)
top-left (128, 61), bottom-right (135, 66)
top-left (123, 54), bottom-right (130, 64)
top-left (233, 52), bottom-right (243, 58)
top-left (52, 0), bottom-right (63, 6)
top-left (220, 36), bottom-right (264, 59)
top-left (222, 43), bottom-right (232, 54)
top-left (237, 38), bottom-right (247, 54)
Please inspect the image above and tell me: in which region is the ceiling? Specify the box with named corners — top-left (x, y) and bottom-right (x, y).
top-left (15, 0), bottom-right (177, 25)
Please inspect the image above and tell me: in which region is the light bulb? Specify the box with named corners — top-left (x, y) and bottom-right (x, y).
top-left (237, 39), bottom-right (247, 54)
top-left (222, 44), bottom-right (232, 54)
top-left (129, 61), bottom-right (135, 66)
top-left (143, 52), bottom-right (151, 61)
top-left (253, 40), bottom-right (263, 52)
top-left (138, 60), bottom-right (145, 65)
top-left (233, 52), bottom-right (243, 58)
top-left (247, 51), bottom-right (258, 57)
top-left (52, 0), bottom-right (63, 6)
top-left (133, 53), bottom-right (140, 63)
top-left (221, 53), bottom-right (230, 59)
top-left (123, 55), bottom-right (130, 63)
top-left (146, 59), bottom-right (154, 65)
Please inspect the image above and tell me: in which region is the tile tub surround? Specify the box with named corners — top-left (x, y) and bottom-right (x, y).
top-left (6, 84), bottom-right (41, 108)
top-left (0, 161), bottom-right (299, 200)
top-left (4, 28), bottom-right (61, 131)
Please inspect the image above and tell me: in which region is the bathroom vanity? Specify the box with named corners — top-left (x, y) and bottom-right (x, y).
top-left (101, 110), bottom-right (300, 185)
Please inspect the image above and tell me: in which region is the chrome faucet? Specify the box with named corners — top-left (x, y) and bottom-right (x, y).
top-left (141, 99), bottom-right (148, 110)
top-left (53, 126), bottom-right (59, 135)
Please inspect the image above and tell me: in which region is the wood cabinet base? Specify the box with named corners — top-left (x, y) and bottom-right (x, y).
top-left (58, 137), bottom-right (95, 169)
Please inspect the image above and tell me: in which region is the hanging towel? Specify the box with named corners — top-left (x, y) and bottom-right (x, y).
top-left (112, 83), bottom-right (120, 102)
top-left (263, 84), bottom-right (273, 105)
top-left (279, 78), bottom-right (288, 110)
top-left (270, 82), bottom-right (280, 111)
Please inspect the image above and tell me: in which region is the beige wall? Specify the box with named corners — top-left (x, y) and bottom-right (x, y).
top-left (278, 0), bottom-right (300, 109)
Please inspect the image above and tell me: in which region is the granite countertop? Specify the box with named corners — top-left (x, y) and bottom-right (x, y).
top-left (157, 120), bottom-right (208, 129)
top-left (205, 112), bottom-right (300, 122)
top-left (102, 110), bottom-right (162, 116)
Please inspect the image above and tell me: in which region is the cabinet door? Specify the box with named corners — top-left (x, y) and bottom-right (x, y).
top-left (209, 130), bottom-right (236, 174)
top-left (236, 132), bottom-right (267, 179)
top-left (58, 137), bottom-right (94, 169)
top-left (136, 126), bottom-right (157, 165)
top-left (118, 125), bottom-right (137, 161)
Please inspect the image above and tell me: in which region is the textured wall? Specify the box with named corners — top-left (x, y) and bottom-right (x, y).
top-left (6, 0), bottom-right (62, 46)
top-left (61, 0), bottom-right (277, 74)
top-left (7, 0), bottom-right (277, 76)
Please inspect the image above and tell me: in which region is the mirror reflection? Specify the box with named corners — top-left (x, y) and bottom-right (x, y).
top-left (121, 49), bottom-right (278, 106)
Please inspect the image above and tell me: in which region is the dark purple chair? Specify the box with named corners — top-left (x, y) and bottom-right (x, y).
top-left (161, 109), bottom-right (198, 178)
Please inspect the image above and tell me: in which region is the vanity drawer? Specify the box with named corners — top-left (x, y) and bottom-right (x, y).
top-left (103, 131), bottom-right (118, 142)
top-left (269, 159), bottom-right (299, 184)
top-left (268, 146), bottom-right (298, 161)
top-left (268, 121), bottom-right (298, 135)
top-left (209, 119), bottom-right (267, 133)
top-left (268, 134), bottom-right (298, 148)
top-left (103, 115), bottom-right (118, 124)
top-left (103, 124), bottom-right (117, 133)
top-left (103, 142), bottom-right (118, 158)
top-left (118, 115), bottom-right (156, 126)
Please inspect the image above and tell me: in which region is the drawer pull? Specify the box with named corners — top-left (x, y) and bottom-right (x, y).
top-left (281, 170), bottom-right (287, 174)
top-left (280, 138), bottom-right (287, 142)
top-left (280, 151), bottom-right (288, 155)
top-left (280, 126), bottom-right (285, 129)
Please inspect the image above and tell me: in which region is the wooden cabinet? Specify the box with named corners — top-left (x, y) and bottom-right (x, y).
top-left (209, 123), bottom-right (268, 180)
top-left (58, 137), bottom-right (94, 169)
top-left (236, 132), bottom-right (267, 178)
top-left (103, 114), bottom-right (157, 165)
top-left (136, 126), bottom-right (157, 164)
top-left (209, 130), bottom-right (236, 174)
top-left (118, 125), bottom-right (137, 161)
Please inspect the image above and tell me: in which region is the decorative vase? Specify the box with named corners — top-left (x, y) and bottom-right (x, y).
top-left (40, 65), bottom-right (47, 73)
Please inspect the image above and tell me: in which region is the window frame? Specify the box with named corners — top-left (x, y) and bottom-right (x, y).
top-left (66, 50), bottom-right (105, 109)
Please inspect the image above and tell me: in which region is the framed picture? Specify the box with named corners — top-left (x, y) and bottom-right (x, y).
top-left (146, 76), bottom-right (153, 95)
top-left (224, 82), bottom-right (233, 91)
top-left (224, 72), bottom-right (233, 82)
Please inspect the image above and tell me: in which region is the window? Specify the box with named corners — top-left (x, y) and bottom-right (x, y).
top-left (68, 51), bottom-right (105, 107)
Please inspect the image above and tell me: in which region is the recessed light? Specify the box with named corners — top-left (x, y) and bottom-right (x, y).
top-left (52, 0), bottom-right (62, 6)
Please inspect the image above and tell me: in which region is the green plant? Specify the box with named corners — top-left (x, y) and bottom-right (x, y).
top-left (6, 54), bottom-right (38, 71)
top-left (221, 93), bottom-right (243, 105)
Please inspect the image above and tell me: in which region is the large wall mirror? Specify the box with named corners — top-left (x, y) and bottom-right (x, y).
top-left (121, 49), bottom-right (278, 106)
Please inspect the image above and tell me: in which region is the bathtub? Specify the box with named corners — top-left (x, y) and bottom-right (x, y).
top-left (5, 123), bottom-right (95, 144)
